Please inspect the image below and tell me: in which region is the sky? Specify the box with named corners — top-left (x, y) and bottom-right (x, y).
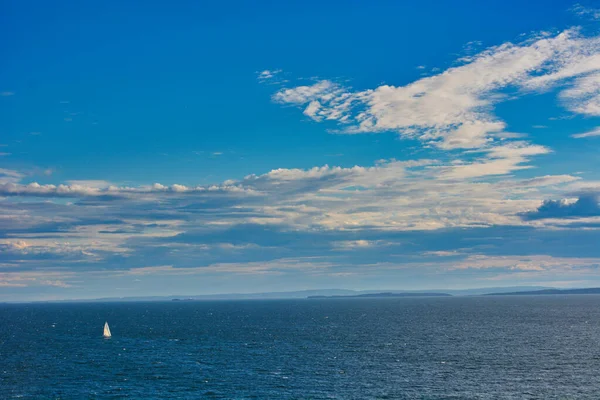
top-left (2, 0), bottom-right (600, 301)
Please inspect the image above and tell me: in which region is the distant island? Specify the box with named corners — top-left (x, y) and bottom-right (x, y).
top-left (486, 288), bottom-right (600, 296)
top-left (307, 292), bottom-right (452, 299)
top-left (26, 286), bottom-right (600, 303)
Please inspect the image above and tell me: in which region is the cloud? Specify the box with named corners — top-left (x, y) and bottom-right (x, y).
top-left (0, 156), bottom-right (582, 240)
top-left (505, 174), bottom-right (580, 187)
top-left (41, 280), bottom-right (73, 288)
top-left (269, 29), bottom-right (600, 151)
top-left (333, 240), bottom-right (390, 250)
top-left (0, 270), bottom-right (75, 288)
top-left (450, 254), bottom-right (600, 272)
top-left (0, 182), bottom-right (120, 198)
top-left (4, 203), bottom-right (600, 297)
top-left (0, 169), bottom-right (25, 184)
top-left (521, 193), bottom-right (600, 220)
top-left (423, 250), bottom-right (463, 257)
top-left (274, 80), bottom-right (344, 105)
top-left (121, 258), bottom-right (334, 276)
top-left (572, 4), bottom-right (600, 20)
top-left (438, 142), bottom-right (550, 179)
top-left (571, 127), bottom-right (600, 138)
top-left (0, 91), bottom-right (14, 96)
top-left (0, 236), bottom-right (124, 260)
top-left (558, 72), bottom-right (600, 116)
top-left (66, 180), bottom-right (113, 189)
top-left (0, 169), bottom-right (24, 178)
top-left (0, 181), bottom-right (256, 198)
top-left (257, 69), bottom-right (282, 82)
top-left (6, 28), bottom-right (600, 297)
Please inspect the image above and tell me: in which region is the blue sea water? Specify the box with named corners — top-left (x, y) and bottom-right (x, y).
top-left (1, 296), bottom-right (600, 399)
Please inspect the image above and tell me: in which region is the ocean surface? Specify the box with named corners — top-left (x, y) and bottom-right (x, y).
top-left (2, 296), bottom-right (600, 399)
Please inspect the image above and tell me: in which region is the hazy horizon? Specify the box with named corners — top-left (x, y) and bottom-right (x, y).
top-left (2, 285), bottom-right (575, 303)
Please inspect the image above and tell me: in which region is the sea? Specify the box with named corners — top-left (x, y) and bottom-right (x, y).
top-left (1, 295), bottom-right (600, 399)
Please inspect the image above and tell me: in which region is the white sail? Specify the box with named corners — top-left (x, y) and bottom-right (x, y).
top-left (103, 321), bottom-right (112, 338)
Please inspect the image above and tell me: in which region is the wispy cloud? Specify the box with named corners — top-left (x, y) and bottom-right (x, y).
top-left (571, 3), bottom-right (600, 20)
top-left (571, 127), bottom-right (600, 138)
top-left (450, 254), bottom-right (600, 272)
top-left (121, 258), bottom-right (334, 276)
top-left (0, 181), bottom-right (256, 198)
top-left (65, 180), bottom-right (113, 189)
top-left (269, 29), bottom-right (600, 151)
top-left (0, 168), bottom-right (25, 184)
top-left (0, 270), bottom-right (75, 288)
top-left (257, 69), bottom-right (282, 82)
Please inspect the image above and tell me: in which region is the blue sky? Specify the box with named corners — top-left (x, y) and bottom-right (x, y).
top-left (2, 0), bottom-right (600, 300)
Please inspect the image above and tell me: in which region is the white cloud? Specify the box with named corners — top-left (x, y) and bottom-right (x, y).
top-left (0, 270), bottom-right (75, 288)
top-left (365, 254), bottom-right (600, 278)
top-left (333, 240), bottom-right (389, 249)
top-left (571, 127), bottom-right (600, 138)
top-left (438, 142), bottom-right (551, 179)
top-left (66, 180), bottom-right (113, 189)
top-left (41, 280), bottom-right (73, 288)
top-left (121, 258), bottom-right (334, 276)
top-left (505, 174), bottom-right (580, 187)
top-left (0, 181), bottom-right (257, 198)
top-left (0, 169), bottom-right (25, 184)
top-left (0, 91), bottom-right (14, 96)
top-left (271, 29), bottom-right (600, 150)
top-left (0, 157), bottom-right (582, 233)
top-left (257, 69), bottom-right (282, 81)
top-left (572, 4), bottom-right (600, 20)
top-left (0, 169), bottom-right (24, 178)
top-left (559, 72), bottom-right (600, 116)
top-left (451, 254), bottom-right (600, 272)
top-left (423, 250), bottom-right (463, 257)
top-left (0, 236), bottom-right (121, 259)
top-left (273, 80), bottom-right (343, 104)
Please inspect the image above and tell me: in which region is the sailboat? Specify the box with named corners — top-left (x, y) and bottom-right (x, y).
top-left (103, 321), bottom-right (112, 338)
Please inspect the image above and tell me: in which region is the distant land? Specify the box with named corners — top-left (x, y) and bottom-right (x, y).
top-left (307, 292), bottom-right (451, 299)
top-left (99, 287), bottom-right (554, 302)
top-left (21, 286), bottom-right (600, 303)
top-left (486, 288), bottom-right (600, 296)
top-left (26, 286), bottom-right (557, 303)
